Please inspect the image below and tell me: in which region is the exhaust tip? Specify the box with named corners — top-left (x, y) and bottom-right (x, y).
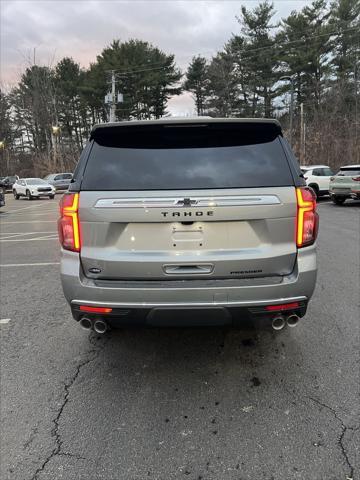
top-left (287, 314), bottom-right (300, 328)
top-left (79, 317), bottom-right (92, 330)
top-left (272, 315), bottom-right (286, 331)
top-left (93, 319), bottom-right (108, 334)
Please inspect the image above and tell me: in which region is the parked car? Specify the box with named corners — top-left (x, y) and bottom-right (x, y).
top-left (329, 165), bottom-right (360, 204)
top-left (300, 165), bottom-right (334, 197)
top-left (13, 178), bottom-right (56, 200)
top-left (59, 118), bottom-right (318, 334)
top-left (0, 175), bottom-right (19, 192)
top-left (44, 173), bottom-right (73, 191)
top-left (0, 189), bottom-right (5, 207)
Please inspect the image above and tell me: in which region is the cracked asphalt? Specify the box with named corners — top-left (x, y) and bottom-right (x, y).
top-left (0, 194), bottom-right (359, 480)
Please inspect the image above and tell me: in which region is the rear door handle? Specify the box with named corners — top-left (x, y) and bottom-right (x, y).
top-left (163, 264), bottom-right (214, 275)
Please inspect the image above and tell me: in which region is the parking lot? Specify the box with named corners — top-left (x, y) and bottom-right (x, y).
top-left (0, 194), bottom-right (359, 480)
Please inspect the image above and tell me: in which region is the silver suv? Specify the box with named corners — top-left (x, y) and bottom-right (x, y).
top-left (45, 173), bottom-right (73, 191)
top-left (58, 118), bottom-right (318, 333)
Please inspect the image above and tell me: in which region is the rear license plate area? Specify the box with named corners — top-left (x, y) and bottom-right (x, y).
top-left (146, 307), bottom-right (231, 326)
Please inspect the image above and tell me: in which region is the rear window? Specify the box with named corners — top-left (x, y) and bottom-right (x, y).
top-left (27, 179), bottom-right (47, 185)
top-left (82, 123), bottom-right (293, 191)
top-left (338, 168), bottom-right (360, 176)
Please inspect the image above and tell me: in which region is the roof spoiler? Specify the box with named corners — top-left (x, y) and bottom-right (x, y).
top-left (90, 119), bottom-right (282, 148)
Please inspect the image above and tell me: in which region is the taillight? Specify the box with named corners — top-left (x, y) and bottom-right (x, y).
top-left (352, 176), bottom-right (360, 181)
top-left (296, 187), bottom-right (318, 248)
top-left (58, 193), bottom-right (81, 252)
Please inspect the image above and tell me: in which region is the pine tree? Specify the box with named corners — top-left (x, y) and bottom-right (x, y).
top-left (236, 1), bottom-right (279, 117)
top-left (330, 0), bottom-right (360, 81)
top-left (92, 39), bottom-right (182, 120)
top-left (184, 56), bottom-right (209, 115)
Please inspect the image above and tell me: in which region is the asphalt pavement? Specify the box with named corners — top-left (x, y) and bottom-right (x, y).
top-left (0, 194), bottom-right (359, 480)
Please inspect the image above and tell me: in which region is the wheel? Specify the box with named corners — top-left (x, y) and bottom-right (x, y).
top-left (332, 196), bottom-right (346, 205)
top-left (26, 190), bottom-right (33, 200)
top-left (49, 194), bottom-right (55, 199)
top-left (309, 184), bottom-right (319, 199)
top-left (13, 190), bottom-right (20, 200)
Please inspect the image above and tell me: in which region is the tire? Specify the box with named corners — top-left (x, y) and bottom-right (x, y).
top-left (13, 190), bottom-right (20, 200)
top-left (309, 184), bottom-right (319, 199)
top-left (26, 190), bottom-right (33, 200)
top-left (49, 194), bottom-right (55, 199)
top-left (332, 196), bottom-right (346, 205)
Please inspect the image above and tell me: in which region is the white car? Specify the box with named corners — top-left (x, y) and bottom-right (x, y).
top-left (12, 178), bottom-right (56, 200)
top-left (300, 165), bottom-right (334, 198)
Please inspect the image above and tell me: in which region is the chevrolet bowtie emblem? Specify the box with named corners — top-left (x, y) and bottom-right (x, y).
top-left (176, 198), bottom-right (198, 206)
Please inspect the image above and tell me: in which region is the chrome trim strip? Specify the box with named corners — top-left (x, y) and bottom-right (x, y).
top-left (94, 195), bottom-right (281, 208)
top-left (72, 296), bottom-right (307, 308)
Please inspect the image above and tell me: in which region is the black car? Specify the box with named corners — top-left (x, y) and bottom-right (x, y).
top-left (1, 176), bottom-right (19, 191)
top-left (0, 189), bottom-right (5, 207)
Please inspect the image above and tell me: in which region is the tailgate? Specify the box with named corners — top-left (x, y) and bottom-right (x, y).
top-left (79, 187), bottom-right (297, 280)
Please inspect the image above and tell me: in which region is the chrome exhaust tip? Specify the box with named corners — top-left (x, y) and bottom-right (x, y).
top-left (79, 317), bottom-right (92, 331)
top-left (287, 314), bottom-right (300, 328)
top-left (93, 319), bottom-right (108, 334)
top-left (272, 315), bottom-right (286, 331)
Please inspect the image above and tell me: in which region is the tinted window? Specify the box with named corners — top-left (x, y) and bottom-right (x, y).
top-left (322, 168), bottom-right (334, 176)
top-left (82, 125), bottom-right (293, 190)
top-left (63, 174), bottom-right (72, 179)
top-left (338, 168), bottom-right (360, 176)
top-left (312, 168), bottom-right (322, 176)
top-left (26, 179), bottom-right (48, 185)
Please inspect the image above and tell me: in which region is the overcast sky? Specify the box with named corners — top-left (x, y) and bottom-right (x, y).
top-left (1, 0), bottom-right (309, 113)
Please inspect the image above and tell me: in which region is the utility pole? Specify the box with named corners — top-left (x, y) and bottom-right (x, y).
top-left (280, 76), bottom-right (295, 147)
top-left (105, 71), bottom-right (123, 123)
top-left (300, 102), bottom-right (305, 164)
top-left (355, 55), bottom-right (359, 162)
top-left (110, 70), bottom-right (116, 123)
top-left (289, 79), bottom-right (294, 147)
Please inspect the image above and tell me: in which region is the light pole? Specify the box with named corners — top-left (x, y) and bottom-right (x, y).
top-left (280, 76), bottom-right (295, 147)
top-left (51, 126), bottom-right (60, 169)
top-left (0, 140), bottom-right (8, 174)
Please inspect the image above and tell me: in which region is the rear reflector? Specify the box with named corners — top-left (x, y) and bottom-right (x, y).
top-left (265, 302), bottom-right (300, 312)
top-left (296, 187), bottom-right (318, 248)
top-left (79, 306), bottom-right (113, 314)
top-left (352, 176), bottom-right (360, 181)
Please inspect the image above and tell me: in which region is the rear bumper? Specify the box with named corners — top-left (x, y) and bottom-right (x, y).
top-left (329, 188), bottom-right (360, 199)
top-left (60, 246), bottom-right (317, 326)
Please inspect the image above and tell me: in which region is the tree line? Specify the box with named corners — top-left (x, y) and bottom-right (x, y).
top-left (0, 0), bottom-right (359, 176)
